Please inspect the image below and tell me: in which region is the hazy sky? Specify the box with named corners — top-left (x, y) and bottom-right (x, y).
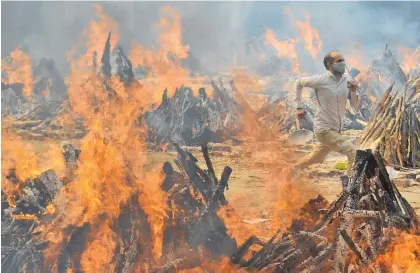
top-left (2, 1), bottom-right (419, 75)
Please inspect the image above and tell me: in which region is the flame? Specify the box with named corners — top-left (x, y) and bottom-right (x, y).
top-left (1, 131), bottom-right (66, 208)
top-left (1, 132), bottom-right (41, 183)
top-left (398, 46), bottom-right (420, 75)
top-left (137, 168), bottom-right (168, 259)
top-left (80, 220), bottom-right (118, 273)
top-left (13, 213), bottom-right (39, 222)
top-left (1, 48), bottom-right (34, 98)
top-left (217, 203), bottom-right (258, 246)
top-left (377, 231), bottom-right (420, 273)
top-left (283, 8), bottom-right (322, 60)
top-left (130, 6), bottom-right (192, 101)
top-left (264, 28), bottom-right (300, 74)
top-left (38, 6), bottom-right (172, 272)
top-left (77, 5), bottom-right (120, 67)
top-left (296, 11), bottom-right (322, 59)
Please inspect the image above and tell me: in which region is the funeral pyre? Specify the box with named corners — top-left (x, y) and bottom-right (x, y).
top-left (2, 137), bottom-right (420, 272)
top-left (359, 78), bottom-right (420, 168)
top-left (2, 4), bottom-right (420, 273)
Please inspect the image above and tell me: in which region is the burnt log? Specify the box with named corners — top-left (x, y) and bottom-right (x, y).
top-left (234, 149), bottom-right (419, 272)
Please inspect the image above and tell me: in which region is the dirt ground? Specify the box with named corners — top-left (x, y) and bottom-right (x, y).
top-left (146, 130), bottom-right (420, 230)
top-left (5, 130), bottom-right (420, 241)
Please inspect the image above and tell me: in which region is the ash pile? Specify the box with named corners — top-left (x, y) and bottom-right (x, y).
top-left (1, 142), bottom-right (237, 273)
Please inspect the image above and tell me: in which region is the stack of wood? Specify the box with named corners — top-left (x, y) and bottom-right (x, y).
top-left (146, 77), bottom-right (270, 147)
top-left (1, 142), bottom-right (236, 273)
top-left (359, 78), bottom-right (420, 167)
top-left (230, 149), bottom-right (419, 272)
top-left (257, 94), bottom-right (315, 133)
top-left (4, 100), bottom-right (86, 140)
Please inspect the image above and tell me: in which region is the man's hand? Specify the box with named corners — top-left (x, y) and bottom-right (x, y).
top-left (347, 80), bottom-right (358, 92)
top-left (296, 108), bottom-right (306, 119)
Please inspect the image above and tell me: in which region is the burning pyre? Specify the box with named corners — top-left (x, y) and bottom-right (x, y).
top-left (2, 3), bottom-right (420, 273)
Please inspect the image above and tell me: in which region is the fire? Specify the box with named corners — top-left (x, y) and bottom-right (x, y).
top-left (398, 46), bottom-right (420, 75)
top-left (1, 132), bottom-right (41, 183)
top-left (77, 5), bottom-right (120, 67)
top-left (130, 6), bottom-right (192, 100)
top-left (1, 48), bottom-right (34, 98)
top-left (137, 168), bottom-right (169, 259)
top-left (80, 220), bottom-right (118, 273)
top-left (264, 28), bottom-right (300, 74)
top-left (36, 6), bottom-right (175, 272)
top-left (230, 69), bottom-right (267, 94)
top-left (217, 201), bottom-right (259, 246)
top-left (284, 8), bottom-right (322, 60)
top-left (1, 132), bottom-right (64, 205)
top-left (377, 231), bottom-right (420, 273)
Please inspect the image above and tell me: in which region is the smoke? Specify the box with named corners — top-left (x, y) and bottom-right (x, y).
top-left (2, 1), bottom-right (419, 75)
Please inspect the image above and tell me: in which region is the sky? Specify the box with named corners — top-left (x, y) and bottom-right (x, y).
top-left (2, 1), bottom-right (419, 75)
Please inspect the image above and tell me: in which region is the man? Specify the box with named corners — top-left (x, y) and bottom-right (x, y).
top-left (292, 51), bottom-right (360, 178)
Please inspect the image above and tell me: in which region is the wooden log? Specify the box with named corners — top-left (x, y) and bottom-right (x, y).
top-left (361, 92), bottom-right (399, 147)
top-left (201, 143), bottom-right (228, 205)
top-left (190, 166), bottom-right (232, 246)
top-left (360, 84), bottom-right (395, 145)
top-left (231, 235), bottom-right (265, 264)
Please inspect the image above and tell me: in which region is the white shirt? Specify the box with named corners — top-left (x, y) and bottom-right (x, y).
top-left (294, 71), bottom-right (358, 133)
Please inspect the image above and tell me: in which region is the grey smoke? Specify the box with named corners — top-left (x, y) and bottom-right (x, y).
top-left (2, 1), bottom-right (419, 76)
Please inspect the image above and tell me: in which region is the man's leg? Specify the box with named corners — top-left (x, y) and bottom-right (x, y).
top-left (316, 130), bottom-right (356, 177)
top-left (294, 142), bottom-right (330, 170)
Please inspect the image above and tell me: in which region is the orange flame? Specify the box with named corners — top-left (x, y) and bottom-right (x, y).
top-left (39, 6), bottom-right (172, 272)
top-left (283, 8), bottom-right (322, 60)
top-left (80, 220), bottom-right (118, 273)
top-left (77, 5), bottom-right (120, 67)
top-left (377, 231), bottom-right (420, 273)
top-left (130, 6), bottom-right (193, 101)
top-left (1, 48), bottom-right (34, 98)
top-left (398, 46), bottom-right (420, 75)
top-left (264, 28), bottom-right (300, 74)
top-left (1, 132), bottom-right (66, 205)
top-left (296, 12), bottom-right (322, 60)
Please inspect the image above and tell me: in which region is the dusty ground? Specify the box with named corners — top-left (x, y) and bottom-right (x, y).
top-left (4, 130), bottom-right (420, 241)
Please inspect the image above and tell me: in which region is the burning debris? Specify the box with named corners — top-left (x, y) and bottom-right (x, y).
top-left (1, 142), bottom-right (237, 273)
top-left (2, 3), bottom-right (420, 273)
top-left (230, 149), bottom-right (419, 272)
top-left (147, 77), bottom-right (271, 147)
top-left (359, 78), bottom-right (420, 167)
top-left (1, 56), bottom-right (68, 117)
top-left (3, 100), bottom-right (85, 140)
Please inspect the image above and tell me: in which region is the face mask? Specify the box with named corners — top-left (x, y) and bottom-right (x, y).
top-left (332, 61), bottom-right (346, 74)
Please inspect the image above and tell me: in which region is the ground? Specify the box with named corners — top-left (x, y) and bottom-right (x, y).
top-left (6, 130), bottom-right (420, 243)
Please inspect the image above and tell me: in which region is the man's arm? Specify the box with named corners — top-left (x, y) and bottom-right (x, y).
top-left (294, 75), bottom-right (323, 108)
top-left (347, 80), bottom-right (360, 108)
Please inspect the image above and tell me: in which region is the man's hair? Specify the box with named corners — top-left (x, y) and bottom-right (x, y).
top-left (323, 51), bottom-right (337, 70)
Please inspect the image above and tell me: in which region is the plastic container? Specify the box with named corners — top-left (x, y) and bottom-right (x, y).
top-left (335, 161), bottom-right (347, 170)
